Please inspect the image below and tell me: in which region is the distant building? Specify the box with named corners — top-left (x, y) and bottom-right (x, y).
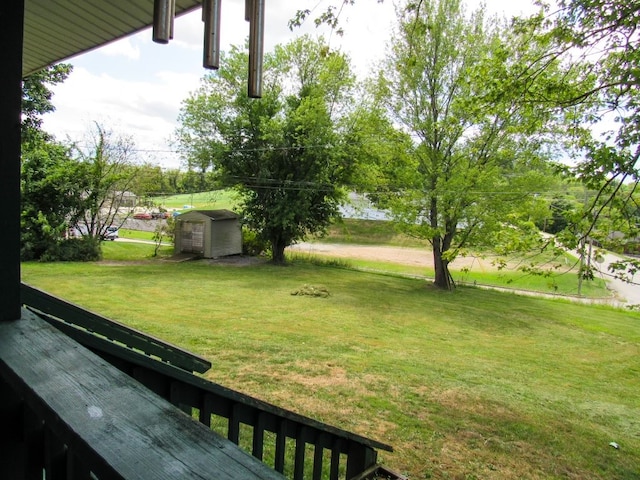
top-left (101, 190), bottom-right (137, 211)
top-left (174, 210), bottom-right (242, 258)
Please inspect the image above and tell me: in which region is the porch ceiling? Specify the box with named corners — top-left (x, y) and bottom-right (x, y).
top-left (23, 0), bottom-right (202, 77)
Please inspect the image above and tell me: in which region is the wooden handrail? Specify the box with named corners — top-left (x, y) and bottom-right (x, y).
top-left (24, 293), bottom-right (395, 479)
top-left (0, 309), bottom-right (284, 479)
top-left (21, 282), bottom-right (211, 374)
top-left (21, 284), bottom-right (397, 479)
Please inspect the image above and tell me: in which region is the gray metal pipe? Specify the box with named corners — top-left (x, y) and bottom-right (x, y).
top-left (169, 0), bottom-right (176, 40)
top-left (248, 0), bottom-right (265, 98)
top-left (203, 0), bottom-right (222, 69)
top-left (152, 0), bottom-right (172, 44)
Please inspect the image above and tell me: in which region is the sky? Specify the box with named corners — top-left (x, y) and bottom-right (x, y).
top-left (41, 0), bottom-right (539, 170)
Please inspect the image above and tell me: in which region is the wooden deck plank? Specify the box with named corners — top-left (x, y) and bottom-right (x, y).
top-left (0, 309), bottom-right (284, 480)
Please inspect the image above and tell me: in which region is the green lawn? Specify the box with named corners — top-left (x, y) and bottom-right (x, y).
top-left (322, 218), bottom-right (430, 247)
top-left (152, 190), bottom-right (239, 211)
top-left (117, 228), bottom-right (156, 242)
top-left (288, 251), bottom-right (609, 298)
top-left (21, 247), bottom-right (640, 479)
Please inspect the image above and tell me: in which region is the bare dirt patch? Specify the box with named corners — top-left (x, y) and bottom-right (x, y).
top-left (287, 242), bottom-right (499, 271)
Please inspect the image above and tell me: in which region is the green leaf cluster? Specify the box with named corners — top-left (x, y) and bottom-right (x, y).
top-left (369, 0), bottom-right (565, 288)
top-left (176, 36), bottom-right (360, 263)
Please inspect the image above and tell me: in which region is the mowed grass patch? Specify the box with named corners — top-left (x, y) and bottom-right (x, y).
top-left (322, 218), bottom-right (429, 248)
top-left (117, 228), bottom-right (156, 242)
top-left (21, 259), bottom-right (640, 479)
top-left (152, 190), bottom-right (239, 211)
top-left (289, 253), bottom-right (611, 298)
top-left (100, 240), bottom-right (173, 260)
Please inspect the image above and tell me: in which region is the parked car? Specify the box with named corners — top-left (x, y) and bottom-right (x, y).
top-left (133, 212), bottom-right (152, 220)
top-left (102, 226), bottom-right (119, 241)
top-left (151, 211), bottom-right (170, 219)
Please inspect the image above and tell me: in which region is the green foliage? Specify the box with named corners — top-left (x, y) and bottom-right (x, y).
top-left (373, 0), bottom-right (564, 289)
top-left (21, 64), bottom-right (72, 146)
top-left (152, 216), bottom-right (175, 257)
top-left (20, 64), bottom-right (99, 262)
top-left (21, 140), bottom-right (87, 261)
top-left (127, 163), bottom-right (178, 197)
top-left (176, 36), bottom-right (359, 264)
top-left (241, 226), bottom-right (269, 256)
top-left (514, 1), bottom-right (640, 273)
top-left (39, 237), bottom-right (101, 262)
top-left (69, 123), bottom-right (140, 241)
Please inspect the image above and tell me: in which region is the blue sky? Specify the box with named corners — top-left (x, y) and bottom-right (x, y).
top-left (42, 0), bottom-right (538, 169)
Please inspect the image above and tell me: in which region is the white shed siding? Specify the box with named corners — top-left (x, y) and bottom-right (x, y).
top-left (175, 210), bottom-right (242, 258)
top-left (209, 221), bottom-right (242, 257)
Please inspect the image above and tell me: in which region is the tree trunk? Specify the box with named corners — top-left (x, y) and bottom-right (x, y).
top-left (270, 237), bottom-right (287, 264)
top-left (432, 240), bottom-right (453, 290)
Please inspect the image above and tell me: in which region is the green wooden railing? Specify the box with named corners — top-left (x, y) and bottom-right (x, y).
top-left (0, 308), bottom-right (284, 480)
top-left (20, 283), bottom-right (401, 480)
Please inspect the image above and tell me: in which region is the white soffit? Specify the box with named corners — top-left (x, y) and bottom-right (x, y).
top-left (23, 0), bottom-right (202, 76)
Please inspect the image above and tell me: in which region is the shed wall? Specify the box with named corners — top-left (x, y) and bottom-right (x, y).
top-left (208, 220), bottom-right (242, 257)
top-left (175, 211), bottom-right (242, 258)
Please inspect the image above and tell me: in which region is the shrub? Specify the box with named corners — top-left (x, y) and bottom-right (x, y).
top-left (242, 227), bottom-right (269, 256)
top-left (39, 237), bottom-right (102, 262)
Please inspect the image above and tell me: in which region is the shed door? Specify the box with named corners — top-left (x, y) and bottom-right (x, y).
top-left (181, 221), bottom-right (205, 254)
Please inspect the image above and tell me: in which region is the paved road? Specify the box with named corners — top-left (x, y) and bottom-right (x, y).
top-left (591, 251), bottom-right (640, 308)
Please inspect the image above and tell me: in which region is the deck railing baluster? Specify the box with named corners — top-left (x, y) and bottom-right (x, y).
top-left (293, 426), bottom-right (307, 480)
top-left (252, 411), bottom-right (266, 460)
top-left (329, 438), bottom-right (342, 480)
top-left (228, 403), bottom-right (241, 444)
top-left (346, 442), bottom-right (378, 480)
top-left (23, 406), bottom-right (44, 480)
top-left (44, 426), bottom-right (67, 479)
top-left (274, 418), bottom-right (287, 474)
top-left (200, 393), bottom-right (213, 427)
top-left (312, 434), bottom-right (326, 480)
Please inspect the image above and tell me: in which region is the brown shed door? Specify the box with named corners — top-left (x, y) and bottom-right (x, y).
top-left (181, 221), bottom-right (205, 254)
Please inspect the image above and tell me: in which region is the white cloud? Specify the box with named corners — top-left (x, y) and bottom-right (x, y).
top-left (42, 66), bottom-right (202, 167)
top-left (100, 37), bottom-right (141, 60)
top-left (43, 0), bottom-right (539, 170)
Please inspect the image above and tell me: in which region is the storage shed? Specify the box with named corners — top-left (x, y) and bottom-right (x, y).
top-left (175, 210), bottom-right (242, 258)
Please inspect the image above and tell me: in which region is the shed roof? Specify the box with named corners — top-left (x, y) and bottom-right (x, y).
top-left (23, 0), bottom-right (202, 77)
top-left (182, 209), bottom-right (240, 221)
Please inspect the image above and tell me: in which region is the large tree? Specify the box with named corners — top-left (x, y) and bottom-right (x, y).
top-left (176, 35), bottom-right (358, 263)
top-left (69, 123), bottom-right (140, 241)
top-left (20, 64), bottom-right (93, 261)
top-left (20, 141), bottom-right (93, 260)
top-left (535, 0), bottom-right (640, 281)
top-left (373, 0), bottom-right (564, 289)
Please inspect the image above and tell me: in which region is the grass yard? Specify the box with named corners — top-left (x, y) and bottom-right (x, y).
top-left (152, 190), bottom-right (238, 211)
top-left (322, 218), bottom-right (429, 248)
top-left (288, 250), bottom-right (609, 299)
top-left (21, 246), bottom-right (640, 479)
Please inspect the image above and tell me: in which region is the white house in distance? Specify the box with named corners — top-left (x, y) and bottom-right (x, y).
top-left (174, 210), bottom-right (242, 258)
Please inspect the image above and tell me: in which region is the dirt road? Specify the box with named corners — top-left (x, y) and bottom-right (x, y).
top-left (287, 242), bottom-right (498, 271)
top-left (288, 242), bottom-right (640, 307)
